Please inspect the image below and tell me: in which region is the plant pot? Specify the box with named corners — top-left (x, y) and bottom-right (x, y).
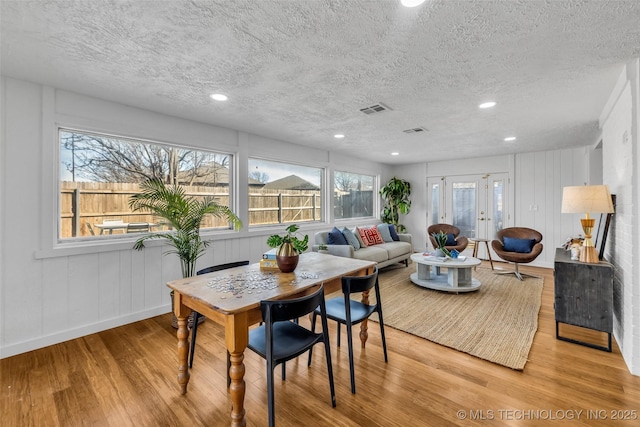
top-left (434, 248), bottom-right (447, 258)
top-left (276, 242), bottom-right (299, 273)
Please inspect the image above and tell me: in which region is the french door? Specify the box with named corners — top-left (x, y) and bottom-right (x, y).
top-left (428, 173), bottom-right (509, 254)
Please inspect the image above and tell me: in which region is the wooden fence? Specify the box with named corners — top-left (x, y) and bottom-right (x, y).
top-left (61, 182), bottom-right (321, 238)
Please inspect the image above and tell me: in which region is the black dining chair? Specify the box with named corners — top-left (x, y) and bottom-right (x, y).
top-left (190, 260), bottom-right (250, 387)
top-left (310, 266), bottom-right (387, 394)
top-left (248, 285), bottom-right (336, 427)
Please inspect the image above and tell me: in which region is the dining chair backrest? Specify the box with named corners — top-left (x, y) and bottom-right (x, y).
top-left (197, 260), bottom-right (250, 275)
top-left (342, 269), bottom-right (378, 295)
top-left (251, 284), bottom-right (336, 426)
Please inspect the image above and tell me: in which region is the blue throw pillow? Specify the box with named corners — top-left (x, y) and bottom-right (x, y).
top-left (445, 233), bottom-right (457, 246)
top-left (377, 224), bottom-right (393, 242)
top-left (341, 227), bottom-right (361, 250)
top-left (503, 237), bottom-right (536, 253)
top-left (327, 227), bottom-right (348, 245)
top-left (388, 224), bottom-right (400, 241)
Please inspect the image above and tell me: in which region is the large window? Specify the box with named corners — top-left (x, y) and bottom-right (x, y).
top-left (248, 158), bottom-right (323, 226)
top-left (59, 129), bottom-right (234, 239)
top-left (334, 171), bottom-right (375, 219)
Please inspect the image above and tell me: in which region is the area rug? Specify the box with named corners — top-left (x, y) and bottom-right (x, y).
top-left (373, 267), bottom-right (543, 370)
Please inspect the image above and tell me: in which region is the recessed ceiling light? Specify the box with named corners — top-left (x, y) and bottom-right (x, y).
top-left (504, 136), bottom-right (517, 141)
top-left (334, 134), bottom-right (345, 139)
top-left (391, 152), bottom-right (399, 156)
top-left (479, 101), bottom-right (496, 109)
top-left (210, 94), bottom-right (228, 101)
top-left (401, 0), bottom-right (426, 7)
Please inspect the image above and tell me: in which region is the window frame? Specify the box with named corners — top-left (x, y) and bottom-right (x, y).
top-left (247, 156), bottom-right (325, 229)
top-left (332, 169), bottom-right (379, 223)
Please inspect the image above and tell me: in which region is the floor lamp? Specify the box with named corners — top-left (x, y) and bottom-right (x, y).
top-left (561, 185), bottom-right (614, 263)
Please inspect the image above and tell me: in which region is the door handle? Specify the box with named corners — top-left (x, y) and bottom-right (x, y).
top-left (478, 218), bottom-right (485, 221)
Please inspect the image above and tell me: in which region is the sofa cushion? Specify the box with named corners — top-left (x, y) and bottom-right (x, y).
top-left (388, 224), bottom-right (400, 241)
top-left (377, 223), bottom-right (393, 242)
top-left (378, 241), bottom-right (412, 259)
top-left (353, 246), bottom-right (389, 263)
top-left (357, 226), bottom-right (384, 246)
top-left (341, 227), bottom-right (361, 250)
top-left (328, 227), bottom-right (348, 245)
top-left (503, 237), bottom-right (535, 253)
top-left (353, 228), bottom-right (368, 247)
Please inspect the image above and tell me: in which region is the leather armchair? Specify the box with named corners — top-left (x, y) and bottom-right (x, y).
top-left (491, 227), bottom-right (543, 280)
top-left (427, 223), bottom-right (469, 253)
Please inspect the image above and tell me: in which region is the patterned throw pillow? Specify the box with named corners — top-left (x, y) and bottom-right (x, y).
top-left (377, 223), bottom-right (393, 242)
top-left (341, 227), bottom-right (361, 250)
top-left (357, 226), bottom-right (384, 246)
top-left (353, 227), bottom-right (368, 247)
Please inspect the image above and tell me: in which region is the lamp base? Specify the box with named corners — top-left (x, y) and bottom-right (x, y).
top-left (579, 245), bottom-right (599, 263)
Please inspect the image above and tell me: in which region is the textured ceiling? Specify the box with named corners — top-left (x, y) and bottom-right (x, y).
top-left (2, 0), bottom-right (640, 164)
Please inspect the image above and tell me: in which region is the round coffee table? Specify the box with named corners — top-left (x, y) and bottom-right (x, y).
top-left (410, 253), bottom-right (482, 293)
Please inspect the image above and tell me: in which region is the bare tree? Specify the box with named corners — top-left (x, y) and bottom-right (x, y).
top-left (61, 130), bottom-right (228, 185)
top-left (334, 171), bottom-right (358, 192)
top-left (249, 170), bottom-right (270, 183)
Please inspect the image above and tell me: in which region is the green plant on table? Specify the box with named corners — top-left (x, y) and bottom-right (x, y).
top-left (267, 224), bottom-right (309, 254)
top-left (431, 230), bottom-right (452, 257)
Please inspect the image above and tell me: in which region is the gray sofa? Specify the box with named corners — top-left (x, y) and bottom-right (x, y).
top-left (311, 226), bottom-right (413, 269)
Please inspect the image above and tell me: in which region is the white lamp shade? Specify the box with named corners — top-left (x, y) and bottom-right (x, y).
top-left (561, 185), bottom-right (614, 214)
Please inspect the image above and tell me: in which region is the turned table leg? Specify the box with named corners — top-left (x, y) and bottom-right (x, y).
top-left (226, 314), bottom-right (248, 427)
top-left (174, 293), bottom-right (192, 395)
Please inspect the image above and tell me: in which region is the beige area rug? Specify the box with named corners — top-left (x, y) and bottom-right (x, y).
top-left (373, 267), bottom-right (543, 370)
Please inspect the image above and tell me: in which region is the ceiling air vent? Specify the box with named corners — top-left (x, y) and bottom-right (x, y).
top-left (360, 103), bottom-right (391, 115)
top-left (403, 127), bottom-right (429, 134)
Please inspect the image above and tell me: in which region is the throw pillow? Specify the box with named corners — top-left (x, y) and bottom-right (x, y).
top-left (445, 233), bottom-right (457, 246)
top-left (388, 224), bottom-right (400, 241)
top-left (353, 227), bottom-right (368, 247)
top-left (341, 227), bottom-right (361, 250)
top-left (327, 226), bottom-right (348, 245)
top-left (503, 237), bottom-right (536, 253)
top-left (377, 223), bottom-right (393, 242)
top-left (357, 226), bottom-right (384, 246)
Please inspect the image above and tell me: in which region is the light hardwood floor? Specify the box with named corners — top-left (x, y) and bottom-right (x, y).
top-left (2, 261), bottom-right (640, 426)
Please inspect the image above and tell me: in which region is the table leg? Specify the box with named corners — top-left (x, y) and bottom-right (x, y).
top-left (484, 241), bottom-right (495, 270)
top-left (226, 314), bottom-right (248, 427)
top-left (360, 289), bottom-right (370, 348)
top-left (174, 293), bottom-right (192, 395)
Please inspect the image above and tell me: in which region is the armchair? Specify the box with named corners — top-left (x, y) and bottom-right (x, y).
top-left (491, 227), bottom-right (543, 280)
top-left (427, 223), bottom-right (469, 253)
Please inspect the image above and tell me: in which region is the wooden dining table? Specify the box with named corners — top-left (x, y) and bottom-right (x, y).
top-left (166, 252), bottom-right (377, 426)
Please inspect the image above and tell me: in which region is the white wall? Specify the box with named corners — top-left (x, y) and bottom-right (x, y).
top-left (394, 150), bottom-right (591, 268)
top-left (600, 59), bottom-right (640, 375)
top-left (0, 77), bottom-right (387, 358)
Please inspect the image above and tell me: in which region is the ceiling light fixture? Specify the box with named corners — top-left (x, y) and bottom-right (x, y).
top-left (401, 0), bottom-right (426, 7)
top-left (391, 152), bottom-right (399, 156)
top-left (479, 101), bottom-right (496, 109)
top-left (504, 136), bottom-right (516, 141)
top-left (210, 93), bottom-right (228, 101)
top-left (334, 134), bottom-right (345, 139)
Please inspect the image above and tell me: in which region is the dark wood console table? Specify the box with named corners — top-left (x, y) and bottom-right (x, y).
top-left (554, 248), bottom-right (613, 352)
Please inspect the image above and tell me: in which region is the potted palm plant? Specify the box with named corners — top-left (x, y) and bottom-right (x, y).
top-left (266, 224), bottom-right (309, 272)
top-left (129, 178), bottom-right (242, 326)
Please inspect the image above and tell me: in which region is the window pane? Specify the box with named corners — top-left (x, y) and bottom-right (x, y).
top-left (333, 171), bottom-right (375, 219)
top-left (430, 183), bottom-right (440, 224)
top-left (452, 182), bottom-right (476, 238)
top-left (248, 158), bottom-right (323, 226)
top-left (59, 129), bottom-right (233, 239)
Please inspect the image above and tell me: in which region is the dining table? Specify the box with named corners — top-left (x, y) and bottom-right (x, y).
top-left (166, 252), bottom-right (377, 426)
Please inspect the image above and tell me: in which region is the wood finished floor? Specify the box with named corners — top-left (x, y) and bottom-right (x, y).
top-left (2, 261), bottom-right (640, 426)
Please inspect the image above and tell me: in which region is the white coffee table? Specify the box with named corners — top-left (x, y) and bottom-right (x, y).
top-left (410, 253), bottom-right (482, 293)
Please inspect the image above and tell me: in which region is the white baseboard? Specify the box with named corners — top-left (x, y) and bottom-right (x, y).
top-left (0, 304), bottom-right (171, 359)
